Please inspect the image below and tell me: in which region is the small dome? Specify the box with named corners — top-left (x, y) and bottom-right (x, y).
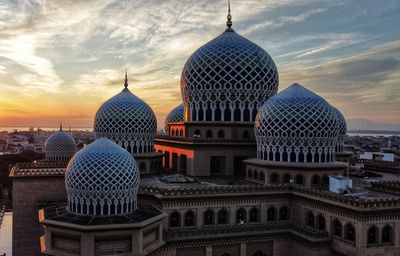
top-left (255, 83), bottom-right (340, 163)
top-left (65, 138), bottom-right (140, 216)
top-left (333, 107), bottom-right (347, 152)
top-left (94, 75), bottom-right (157, 154)
top-left (164, 103), bottom-right (184, 131)
top-left (44, 128), bottom-right (76, 162)
top-left (181, 28), bottom-right (278, 122)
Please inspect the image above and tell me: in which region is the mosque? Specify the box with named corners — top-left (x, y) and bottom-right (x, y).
top-left (9, 5), bottom-right (400, 256)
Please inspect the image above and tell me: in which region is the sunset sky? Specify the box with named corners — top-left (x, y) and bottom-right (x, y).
top-left (0, 0), bottom-right (399, 130)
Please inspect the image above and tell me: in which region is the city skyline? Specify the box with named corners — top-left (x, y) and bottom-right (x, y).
top-left (0, 0), bottom-right (399, 129)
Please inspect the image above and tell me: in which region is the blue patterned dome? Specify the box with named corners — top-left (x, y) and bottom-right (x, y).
top-left (44, 127), bottom-right (76, 162)
top-left (333, 107), bottom-right (347, 152)
top-left (164, 103), bottom-right (184, 131)
top-left (94, 74), bottom-right (157, 154)
top-left (255, 83), bottom-right (340, 163)
top-left (65, 138), bottom-right (140, 216)
top-left (181, 27), bottom-right (279, 122)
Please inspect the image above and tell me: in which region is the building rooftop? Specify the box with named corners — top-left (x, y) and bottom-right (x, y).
top-left (40, 203), bottom-right (163, 226)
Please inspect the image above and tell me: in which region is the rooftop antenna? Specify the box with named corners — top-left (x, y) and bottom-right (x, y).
top-left (124, 69), bottom-right (128, 88)
top-left (226, 0), bottom-right (232, 28)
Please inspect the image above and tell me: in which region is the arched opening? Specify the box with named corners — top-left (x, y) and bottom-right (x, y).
top-left (267, 206), bottom-right (276, 222)
top-left (218, 208), bottom-right (228, 224)
top-left (317, 214), bottom-right (326, 230)
top-left (170, 211), bottom-right (181, 227)
top-left (279, 206), bottom-right (289, 221)
top-left (184, 210), bottom-right (195, 226)
top-left (179, 129), bottom-right (183, 137)
top-left (295, 174), bottom-right (304, 185)
top-left (249, 207), bottom-right (259, 223)
top-left (260, 172), bottom-right (265, 181)
top-left (215, 108), bottom-right (221, 121)
top-left (332, 219), bottom-right (342, 237)
top-left (270, 173), bottom-right (279, 183)
top-left (322, 175), bottom-right (329, 186)
top-left (344, 223), bottom-right (355, 242)
top-left (306, 211), bottom-right (315, 228)
top-left (206, 130), bottom-right (213, 139)
top-left (217, 130), bottom-right (225, 139)
top-left (367, 226), bottom-right (378, 245)
top-left (283, 173), bottom-right (292, 183)
top-left (236, 208), bottom-right (246, 224)
top-left (382, 225), bottom-right (393, 244)
top-left (194, 129), bottom-right (201, 138)
top-left (312, 175), bottom-right (320, 187)
top-left (206, 108), bottom-right (212, 121)
top-left (203, 209), bottom-right (214, 225)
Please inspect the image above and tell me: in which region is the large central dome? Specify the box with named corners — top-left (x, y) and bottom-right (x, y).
top-left (180, 24), bottom-right (279, 122)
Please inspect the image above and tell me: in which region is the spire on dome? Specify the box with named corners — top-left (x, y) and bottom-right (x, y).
top-left (124, 69), bottom-right (128, 88)
top-left (59, 122), bottom-right (63, 131)
top-left (226, 0), bottom-right (232, 28)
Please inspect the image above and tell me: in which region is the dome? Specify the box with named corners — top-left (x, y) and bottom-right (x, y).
top-left (180, 26), bottom-right (279, 122)
top-left (65, 138), bottom-right (140, 216)
top-left (164, 103), bottom-right (184, 131)
top-left (44, 126), bottom-right (76, 162)
top-left (255, 83), bottom-right (340, 163)
top-left (94, 74), bottom-right (157, 154)
top-left (333, 107), bottom-right (347, 152)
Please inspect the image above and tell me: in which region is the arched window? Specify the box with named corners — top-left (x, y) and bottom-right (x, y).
top-left (270, 173), bottom-right (279, 183)
top-left (295, 174), bottom-right (304, 185)
top-left (236, 208), bottom-right (246, 224)
top-left (170, 211), bottom-right (181, 227)
top-left (203, 209), bottom-right (214, 225)
top-left (344, 223), bottom-right (355, 242)
top-left (322, 175), bottom-right (329, 185)
top-left (332, 219), bottom-right (342, 237)
top-left (279, 206), bottom-right (289, 221)
top-left (179, 129), bottom-right (183, 137)
top-left (367, 226), bottom-right (378, 245)
top-left (312, 175), bottom-right (320, 186)
top-left (217, 130), bottom-right (225, 139)
top-left (243, 130), bottom-right (250, 139)
top-left (316, 214), bottom-right (326, 230)
top-left (218, 209), bottom-right (228, 224)
top-left (249, 207), bottom-right (259, 223)
top-left (184, 210), bottom-right (195, 226)
top-left (283, 174), bottom-right (292, 183)
top-left (260, 172), bottom-right (265, 181)
top-left (267, 206), bottom-right (276, 221)
top-left (254, 171), bottom-right (259, 180)
top-left (206, 130), bottom-right (213, 139)
top-left (306, 211), bottom-right (315, 228)
top-left (194, 129), bottom-right (201, 138)
top-left (382, 225), bottom-right (393, 244)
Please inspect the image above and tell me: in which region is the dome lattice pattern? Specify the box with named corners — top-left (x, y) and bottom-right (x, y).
top-left (255, 84), bottom-right (340, 163)
top-left (65, 138), bottom-right (140, 216)
top-left (333, 107), bottom-right (347, 152)
top-left (181, 29), bottom-right (279, 122)
top-left (164, 103), bottom-right (184, 132)
top-left (45, 130), bottom-right (76, 162)
top-left (94, 87), bottom-right (157, 154)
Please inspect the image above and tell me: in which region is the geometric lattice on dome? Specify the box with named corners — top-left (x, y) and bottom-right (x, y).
top-left (44, 127), bottom-right (76, 163)
top-left (255, 83), bottom-right (341, 164)
top-left (333, 107), bottom-right (347, 152)
top-left (94, 73), bottom-right (157, 155)
top-left (164, 103), bottom-right (184, 132)
top-left (181, 27), bottom-right (279, 122)
top-left (65, 138), bottom-right (140, 216)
